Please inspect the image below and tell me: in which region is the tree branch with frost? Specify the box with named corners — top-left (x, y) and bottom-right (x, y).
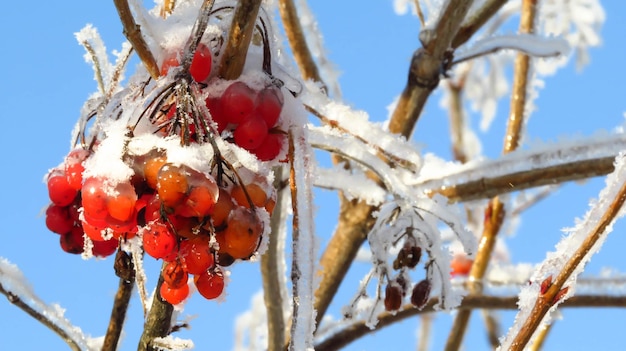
top-left (501, 153), bottom-right (626, 350)
top-left (278, 0), bottom-right (327, 93)
top-left (113, 0), bottom-right (160, 79)
top-left (313, 294), bottom-right (626, 351)
top-left (102, 250), bottom-right (135, 351)
top-left (218, 0), bottom-right (262, 80)
top-left (0, 258), bottom-right (89, 351)
top-left (451, 0), bottom-right (508, 49)
top-left (138, 264), bottom-right (174, 351)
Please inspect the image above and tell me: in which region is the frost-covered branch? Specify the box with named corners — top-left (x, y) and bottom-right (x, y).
top-left (218, 0), bottom-right (262, 79)
top-left (102, 250), bottom-right (135, 351)
top-left (451, 0), bottom-right (508, 48)
top-left (113, 0), bottom-right (160, 79)
top-left (0, 258), bottom-right (89, 351)
top-left (138, 266), bottom-right (174, 351)
top-left (314, 294), bottom-right (626, 351)
top-left (501, 153), bottom-right (626, 350)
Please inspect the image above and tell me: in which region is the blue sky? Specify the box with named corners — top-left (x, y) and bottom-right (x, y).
top-left (2, 1), bottom-right (626, 350)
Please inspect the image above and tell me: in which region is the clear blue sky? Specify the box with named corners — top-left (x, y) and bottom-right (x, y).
top-left (2, 1), bottom-right (626, 350)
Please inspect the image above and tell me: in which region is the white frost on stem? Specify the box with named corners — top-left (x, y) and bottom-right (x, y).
top-left (499, 152), bottom-right (626, 349)
top-left (288, 125), bottom-right (317, 351)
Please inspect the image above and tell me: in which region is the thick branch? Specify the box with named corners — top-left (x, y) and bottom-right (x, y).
top-left (137, 265), bottom-right (174, 351)
top-left (278, 0), bottom-right (327, 92)
top-left (315, 294), bottom-right (626, 351)
top-left (102, 250), bottom-right (135, 351)
top-left (113, 0), bottom-right (160, 79)
top-left (451, 0), bottom-right (509, 49)
top-left (218, 0), bottom-right (262, 79)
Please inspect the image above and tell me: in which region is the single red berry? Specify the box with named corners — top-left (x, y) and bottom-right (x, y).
top-left (82, 177), bottom-right (109, 222)
top-left (64, 149), bottom-right (90, 191)
top-left (60, 226), bottom-right (85, 254)
top-left (160, 280), bottom-right (190, 305)
top-left (450, 254), bottom-right (473, 276)
top-left (92, 238), bottom-right (119, 257)
top-left (194, 269), bottom-right (225, 300)
top-left (179, 237), bottom-right (214, 275)
top-left (189, 43), bottom-right (212, 82)
top-left (252, 133), bottom-right (284, 161)
top-left (160, 52), bottom-right (180, 77)
top-left (255, 86), bottom-right (283, 128)
top-left (47, 170), bottom-right (78, 207)
top-left (205, 97), bottom-right (228, 133)
top-left (221, 81), bottom-right (256, 124)
top-left (45, 204), bottom-right (74, 235)
top-left (233, 115), bottom-right (268, 150)
top-left (142, 221), bottom-right (178, 260)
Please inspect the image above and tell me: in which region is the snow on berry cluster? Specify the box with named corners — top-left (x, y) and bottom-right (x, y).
top-left (44, 4), bottom-right (297, 305)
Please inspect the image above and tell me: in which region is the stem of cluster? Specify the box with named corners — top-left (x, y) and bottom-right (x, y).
top-left (113, 0), bottom-right (160, 79)
top-left (218, 0), bottom-right (262, 80)
top-left (102, 276), bottom-right (134, 351)
top-left (137, 264), bottom-right (174, 351)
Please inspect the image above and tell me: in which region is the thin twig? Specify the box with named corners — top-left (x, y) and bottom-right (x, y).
top-left (218, 0), bottom-right (262, 79)
top-left (481, 310), bottom-right (501, 349)
top-left (278, 0), bottom-right (327, 92)
top-left (80, 41), bottom-right (107, 96)
top-left (102, 250), bottom-right (135, 351)
top-left (261, 166), bottom-right (287, 351)
top-left (314, 294), bottom-right (626, 351)
top-left (160, 0), bottom-right (176, 18)
top-left (528, 322), bottom-right (553, 351)
top-left (137, 263), bottom-right (174, 351)
top-left (113, 0), bottom-right (160, 79)
top-left (451, 0), bottom-right (509, 49)
top-left (417, 315), bottom-right (432, 351)
top-left (509, 176), bottom-right (626, 350)
top-left (0, 282), bottom-right (83, 351)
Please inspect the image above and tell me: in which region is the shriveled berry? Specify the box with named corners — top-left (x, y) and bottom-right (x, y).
top-left (384, 284), bottom-right (403, 311)
top-left (410, 279), bottom-right (431, 309)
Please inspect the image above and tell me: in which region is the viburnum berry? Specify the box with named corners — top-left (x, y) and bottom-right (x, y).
top-left (211, 189), bottom-right (234, 228)
top-left (64, 148), bottom-right (90, 191)
top-left (230, 183), bottom-right (268, 209)
top-left (450, 254), bottom-right (473, 276)
top-left (176, 170), bottom-right (218, 218)
top-left (393, 241), bottom-right (422, 270)
top-left (189, 43), bottom-right (212, 83)
top-left (194, 269), bottom-right (225, 300)
top-left (106, 181), bottom-right (138, 222)
top-left (92, 238), bottom-right (119, 258)
top-left (47, 169), bottom-right (78, 207)
top-left (142, 221), bottom-right (178, 260)
top-left (162, 260), bottom-right (189, 289)
top-left (82, 177), bottom-right (109, 222)
top-left (410, 279), bottom-right (432, 309)
top-left (233, 114), bottom-right (268, 150)
top-left (252, 133), bottom-right (284, 161)
top-left (60, 226), bottom-right (85, 254)
top-left (160, 280), bottom-right (189, 305)
top-left (221, 207), bottom-right (263, 259)
top-left (45, 204), bottom-right (74, 235)
top-left (156, 164), bottom-right (189, 208)
top-left (178, 236), bottom-right (214, 275)
top-left (81, 219), bottom-right (108, 241)
top-left (221, 81), bottom-right (256, 124)
top-left (205, 97), bottom-right (229, 133)
top-left (384, 284), bottom-right (403, 312)
top-left (255, 86), bottom-right (283, 128)
top-left (143, 155), bottom-right (168, 190)
top-left (160, 52), bottom-right (180, 77)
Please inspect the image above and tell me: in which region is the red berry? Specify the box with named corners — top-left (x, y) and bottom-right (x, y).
top-left (81, 219), bottom-right (107, 241)
top-left (142, 221), bottom-right (178, 260)
top-left (82, 177), bottom-right (109, 222)
top-left (194, 269), bottom-right (225, 300)
top-left (92, 238), bottom-right (119, 257)
top-left (163, 261), bottom-right (189, 289)
top-left (221, 82), bottom-right (256, 124)
top-left (106, 181), bottom-right (138, 222)
top-left (64, 149), bottom-right (90, 191)
top-left (189, 43), bottom-right (212, 82)
top-left (60, 227), bottom-right (85, 254)
top-left (384, 284), bottom-right (403, 311)
top-left (160, 280), bottom-right (189, 305)
top-left (221, 207), bottom-right (263, 259)
top-left (205, 97), bottom-right (228, 133)
top-left (410, 279), bottom-right (432, 308)
top-left (233, 115), bottom-right (268, 150)
top-left (255, 86), bottom-right (283, 127)
top-left (178, 237), bottom-right (214, 275)
top-left (252, 133), bottom-right (284, 161)
top-left (47, 170), bottom-right (78, 207)
top-left (160, 52), bottom-right (180, 76)
top-left (450, 254), bottom-right (473, 276)
top-left (45, 204), bottom-right (74, 235)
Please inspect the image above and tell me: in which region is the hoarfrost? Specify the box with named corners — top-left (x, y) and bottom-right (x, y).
top-left (152, 335), bottom-right (194, 351)
top-left (499, 153), bottom-right (626, 349)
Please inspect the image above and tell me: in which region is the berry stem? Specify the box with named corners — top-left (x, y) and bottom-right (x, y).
top-left (218, 0), bottom-right (262, 80)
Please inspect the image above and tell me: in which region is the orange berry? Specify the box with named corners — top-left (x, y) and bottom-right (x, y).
top-left (144, 156), bottom-right (168, 189)
top-left (231, 183), bottom-right (267, 209)
top-left (157, 164), bottom-right (189, 208)
top-left (107, 182), bottom-right (138, 222)
top-left (211, 189), bottom-right (234, 228)
top-left (222, 207), bottom-right (263, 259)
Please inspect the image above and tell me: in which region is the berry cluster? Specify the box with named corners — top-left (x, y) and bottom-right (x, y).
top-left (44, 24), bottom-right (290, 306)
top-left (383, 239), bottom-right (432, 311)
